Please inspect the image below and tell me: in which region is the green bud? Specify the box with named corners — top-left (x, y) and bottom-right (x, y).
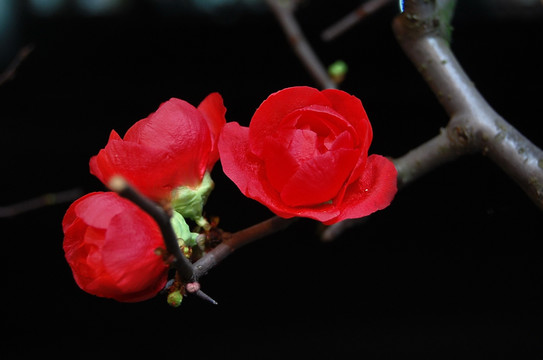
top-left (171, 172), bottom-right (214, 229)
top-left (328, 60), bottom-right (348, 84)
top-left (167, 290), bottom-right (183, 307)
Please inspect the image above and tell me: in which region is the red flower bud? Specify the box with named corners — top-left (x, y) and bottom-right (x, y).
top-left (62, 192), bottom-right (169, 302)
top-left (90, 94), bottom-right (226, 201)
top-left (218, 86), bottom-right (397, 225)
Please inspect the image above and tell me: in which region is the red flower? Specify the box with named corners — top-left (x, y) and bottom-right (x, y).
top-left (90, 94), bottom-right (226, 201)
top-left (219, 86), bottom-right (397, 225)
top-left (63, 192), bottom-right (169, 302)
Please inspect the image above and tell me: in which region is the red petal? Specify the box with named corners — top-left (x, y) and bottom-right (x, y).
top-left (101, 206), bottom-right (168, 302)
top-left (124, 98), bottom-right (210, 152)
top-left (323, 155), bottom-right (397, 225)
top-left (261, 128), bottom-right (315, 193)
top-left (90, 136), bottom-right (204, 200)
top-left (321, 89), bottom-right (372, 148)
top-left (72, 192), bottom-right (128, 229)
top-left (219, 122), bottom-right (265, 196)
top-left (279, 147), bottom-right (359, 207)
top-left (218, 123), bottom-right (291, 216)
top-left (114, 97), bottom-right (212, 194)
top-left (219, 122), bottom-right (342, 222)
top-left (249, 87), bottom-right (331, 157)
top-left (282, 105), bottom-right (354, 139)
top-left (63, 192), bottom-right (97, 232)
top-left (198, 92), bottom-right (227, 171)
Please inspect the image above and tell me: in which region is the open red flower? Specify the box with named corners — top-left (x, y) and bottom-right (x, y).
top-left (219, 86), bottom-right (397, 225)
top-left (90, 93), bottom-right (226, 201)
top-left (63, 192), bottom-right (169, 302)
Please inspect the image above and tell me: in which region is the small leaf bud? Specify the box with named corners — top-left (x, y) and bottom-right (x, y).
top-left (167, 290), bottom-right (183, 307)
top-left (328, 60), bottom-right (348, 84)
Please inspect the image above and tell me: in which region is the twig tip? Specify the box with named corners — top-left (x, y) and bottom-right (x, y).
top-left (109, 175), bottom-right (128, 193)
top-left (195, 289), bottom-right (219, 305)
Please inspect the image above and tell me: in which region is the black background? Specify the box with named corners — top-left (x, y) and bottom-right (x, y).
top-left (2, 0), bottom-right (543, 357)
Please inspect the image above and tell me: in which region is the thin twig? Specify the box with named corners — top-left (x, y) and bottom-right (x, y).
top-left (0, 44), bottom-right (34, 86)
top-left (0, 187), bottom-right (83, 217)
top-left (265, 0), bottom-right (337, 89)
top-left (194, 216), bottom-right (298, 279)
top-left (321, 0), bottom-right (394, 42)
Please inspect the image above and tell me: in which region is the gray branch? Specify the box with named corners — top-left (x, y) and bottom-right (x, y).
top-left (324, 0), bottom-right (542, 240)
top-left (321, 0), bottom-right (394, 42)
top-left (392, 0), bottom-right (543, 207)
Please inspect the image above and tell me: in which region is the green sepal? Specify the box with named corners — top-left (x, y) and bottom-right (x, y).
top-left (171, 172), bottom-right (214, 229)
top-left (170, 211), bottom-right (199, 247)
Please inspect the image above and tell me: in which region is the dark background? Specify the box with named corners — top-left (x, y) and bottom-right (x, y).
top-left (2, 0), bottom-right (543, 357)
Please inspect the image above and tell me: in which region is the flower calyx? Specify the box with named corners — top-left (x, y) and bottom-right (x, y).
top-left (171, 172), bottom-right (215, 230)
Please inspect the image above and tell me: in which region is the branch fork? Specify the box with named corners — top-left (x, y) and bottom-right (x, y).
top-left (392, 0), bottom-right (543, 207)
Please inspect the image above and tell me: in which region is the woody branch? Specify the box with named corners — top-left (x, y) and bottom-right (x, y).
top-left (392, 0), bottom-right (543, 206)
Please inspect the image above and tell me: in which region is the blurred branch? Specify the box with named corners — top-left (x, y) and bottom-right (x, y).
top-left (265, 0), bottom-right (337, 89)
top-left (0, 44), bottom-right (34, 86)
top-left (0, 187), bottom-right (83, 218)
top-left (321, 0), bottom-right (394, 41)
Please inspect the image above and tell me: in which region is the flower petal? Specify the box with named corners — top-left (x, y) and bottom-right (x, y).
top-left (71, 191), bottom-right (128, 229)
top-left (219, 122), bottom-right (342, 222)
top-left (90, 97), bottom-right (215, 199)
top-left (324, 155), bottom-right (397, 225)
top-left (321, 89), bottom-right (373, 185)
top-left (219, 122), bottom-right (267, 198)
top-left (124, 98), bottom-right (210, 153)
top-left (90, 138), bottom-right (198, 200)
top-left (197, 92), bottom-right (227, 170)
top-left (249, 86), bottom-right (331, 156)
top-left (101, 206), bottom-right (168, 302)
top-left (321, 89), bottom-right (372, 148)
top-left (279, 147), bottom-right (360, 207)
top-left (126, 98), bottom-right (212, 181)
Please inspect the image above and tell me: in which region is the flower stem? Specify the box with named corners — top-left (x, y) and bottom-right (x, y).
top-left (0, 187), bottom-right (83, 217)
top-left (194, 216), bottom-right (298, 279)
